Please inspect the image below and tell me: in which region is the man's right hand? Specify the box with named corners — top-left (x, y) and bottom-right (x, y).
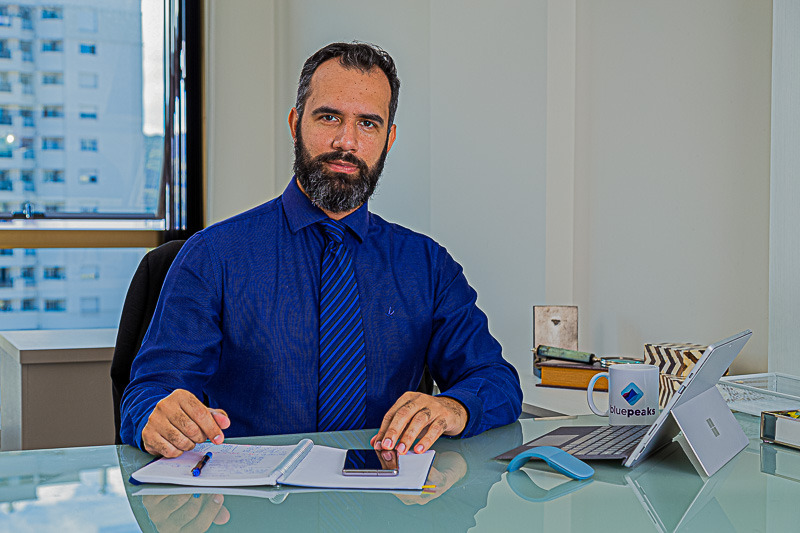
top-left (141, 389), bottom-right (230, 457)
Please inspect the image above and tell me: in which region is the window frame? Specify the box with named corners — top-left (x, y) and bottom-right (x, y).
top-left (0, 0), bottom-right (204, 247)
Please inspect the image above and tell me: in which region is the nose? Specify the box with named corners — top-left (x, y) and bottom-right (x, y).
top-left (331, 121), bottom-right (358, 152)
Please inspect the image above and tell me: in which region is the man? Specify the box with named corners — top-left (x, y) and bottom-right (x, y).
top-left (121, 42), bottom-right (522, 458)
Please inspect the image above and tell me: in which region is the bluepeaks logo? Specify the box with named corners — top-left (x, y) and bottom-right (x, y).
top-left (621, 383), bottom-right (644, 406)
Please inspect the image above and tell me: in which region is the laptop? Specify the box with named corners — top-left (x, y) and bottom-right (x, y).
top-left (498, 330), bottom-right (752, 476)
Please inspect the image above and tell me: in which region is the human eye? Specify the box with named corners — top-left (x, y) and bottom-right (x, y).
top-left (360, 120), bottom-right (376, 130)
top-left (319, 114), bottom-right (338, 123)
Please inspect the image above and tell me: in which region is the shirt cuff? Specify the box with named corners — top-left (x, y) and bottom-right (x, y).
top-left (437, 389), bottom-right (483, 439)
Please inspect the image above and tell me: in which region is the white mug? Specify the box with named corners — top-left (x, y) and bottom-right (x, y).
top-left (587, 364), bottom-right (659, 425)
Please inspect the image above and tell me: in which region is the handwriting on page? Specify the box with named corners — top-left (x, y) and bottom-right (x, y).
top-left (155, 443), bottom-right (295, 478)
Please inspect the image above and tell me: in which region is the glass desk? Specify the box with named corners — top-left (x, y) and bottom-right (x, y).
top-left (0, 414), bottom-right (798, 532)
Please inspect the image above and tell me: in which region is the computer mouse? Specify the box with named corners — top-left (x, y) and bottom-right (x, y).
top-left (506, 446), bottom-right (594, 480)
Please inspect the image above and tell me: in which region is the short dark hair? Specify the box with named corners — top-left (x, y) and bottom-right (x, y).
top-left (295, 42), bottom-right (400, 128)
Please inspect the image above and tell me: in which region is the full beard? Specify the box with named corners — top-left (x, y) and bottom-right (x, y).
top-left (293, 127), bottom-right (388, 214)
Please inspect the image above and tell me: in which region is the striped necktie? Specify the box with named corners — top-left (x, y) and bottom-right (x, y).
top-left (317, 219), bottom-right (367, 431)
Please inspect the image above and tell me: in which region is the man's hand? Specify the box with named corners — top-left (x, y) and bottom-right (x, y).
top-left (142, 389), bottom-right (231, 457)
top-left (370, 392), bottom-right (467, 455)
top-left (142, 493), bottom-right (230, 533)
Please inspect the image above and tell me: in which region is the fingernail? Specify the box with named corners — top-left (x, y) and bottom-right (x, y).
top-left (383, 438), bottom-right (392, 449)
top-left (213, 435), bottom-right (223, 444)
top-left (213, 495), bottom-right (223, 504)
top-left (415, 444), bottom-right (424, 453)
top-left (397, 443), bottom-right (406, 454)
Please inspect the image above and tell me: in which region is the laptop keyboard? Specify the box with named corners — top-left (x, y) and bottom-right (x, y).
top-left (562, 425), bottom-right (649, 458)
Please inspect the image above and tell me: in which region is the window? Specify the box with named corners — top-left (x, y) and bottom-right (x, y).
top-left (79, 169), bottom-right (98, 183)
top-left (0, 39), bottom-right (10, 59)
top-left (80, 139), bottom-right (97, 152)
top-left (44, 299), bottom-right (66, 312)
top-left (43, 170), bottom-right (64, 183)
top-left (80, 265), bottom-right (99, 280)
top-left (0, 249), bottom-right (12, 256)
top-left (0, 107), bottom-right (11, 125)
top-left (43, 266), bottom-right (65, 280)
top-left (43, 105), bottom-right (64, 118)
top-left (0, 267), bottom-right (11, 287)
top-left (41, 8), bottom-right (63, 20)
top-left (42, 137), bottom-right (64, 150)
top-left (0, 1), bottom-right (202, 332)
top-left (20, 73), bottom-right (33, 94)
top-left (20, 108), bottom-right (34, 127)
top-left (0, 299), bottom-right (12, 312)
top-left (42, 40), bottom-right (63, 52)
top-left (0, 7), bottom-right (10, 28)
top-left (20, 41), bottom-right (33, 62)
top-left (21, 266), bottom-right (35, 286)
top-left (78, 9), bottom-right (98, 32)
top-left (79, 106), bottom-right (97, 119)
top-left (42, 72), bottom-right (63, 85)
top-left (78, 72), bottom-right (97, 88)
top-left (80, 297), bottom-right (99, 314)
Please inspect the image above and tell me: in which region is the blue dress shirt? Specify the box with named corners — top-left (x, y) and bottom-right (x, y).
top-left (121, 179), bottom-right (522, 449)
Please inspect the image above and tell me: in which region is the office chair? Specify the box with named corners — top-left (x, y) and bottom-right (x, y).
top-left (111, 239), bottom-right (435, 444)
top-left (111, 239), bottom-right (185, 444)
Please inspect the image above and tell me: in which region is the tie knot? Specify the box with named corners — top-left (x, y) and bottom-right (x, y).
top-left (319, 219), bottom-right (345, 244)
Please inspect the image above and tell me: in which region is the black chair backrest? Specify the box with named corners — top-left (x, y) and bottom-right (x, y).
top-left (111, 240), bottom-right (185, 444)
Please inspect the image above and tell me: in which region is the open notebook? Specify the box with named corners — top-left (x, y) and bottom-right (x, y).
top-left (130, 439), bottom-right (434, 491)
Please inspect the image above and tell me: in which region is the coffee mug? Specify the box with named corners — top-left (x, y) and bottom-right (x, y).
top-left (587, 364), bottom-right (659, 425)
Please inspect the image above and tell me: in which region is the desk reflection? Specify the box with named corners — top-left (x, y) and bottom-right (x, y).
top-left (121, 423), bottom-right (523, 533)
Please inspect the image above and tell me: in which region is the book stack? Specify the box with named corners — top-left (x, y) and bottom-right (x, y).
top-left (535, 359), bottom-right (606, 391)
top-left (644, 342), bottom-right (708, 408)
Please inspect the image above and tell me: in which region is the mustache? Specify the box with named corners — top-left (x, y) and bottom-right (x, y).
top-left (314, 151), bottom-right (368, 172)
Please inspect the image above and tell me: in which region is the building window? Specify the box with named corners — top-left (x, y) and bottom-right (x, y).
top-left (79, 169), bottom-right (98, 184)
top-left (22, 298), bottom-right (37, 311)
top-left (0, 299), bottom-right (12, 312)
top-left (42, 137), bottom-right (64, 150)
top-left (80, 265), bottom-right (99, 280)
top-left (78, 72), bottom-right (97, 88)
top-left (0, 267), bottom-right (11, 288)
top-left (0, 39), bottom-right (11, 59)
top-left (41, 8), bottom-right (63, 20)
top-left (42, 40), bottom-right (63, 52)
top-left (0, 72), bottom-right (10, 92)
top-left (20, 41), bottom-right (33, 61)
top-left (79, 106), bottom-right (97, 119)
top-left (79, 43), bottom-right (96, 55)
top-left (20, 266), bottom-right (35, 287)
top-left (0, 7), bottom-right (10, 28)
top-left (0, 249), bottom-right (12, 256)
top-left (19, 7), bottom-right (33, 29)
top-left (21, 138), bottom-right (34, 160)
top-left (21, 169), bottom-right (34, 190)
top-left (43, 266), bottom-right (66, 280)
top-left (20, 108), bottom-right (34, 127)
top-left (44, 202), bottom-right (64, 212)
top-left (20, 73), bottom-right (33, 94)
top-left (0, 173), bottom-right (11, 190)
top-left (44, 299), bottom-right (67, 312)
top-left (80, 139), bottom-right (98, 152)
top-left (42, 72), bottom-right (63, 85)
top-left (80, 297), bottom-right (100, 314)
top-left (78, 9), bottom-right (98, 32)
top-left (43, 169), bottom-right (64, 183)
top-left (0, 107), bottom-right (11, 125)
top-left (43, 105), bottom-right (64, 118)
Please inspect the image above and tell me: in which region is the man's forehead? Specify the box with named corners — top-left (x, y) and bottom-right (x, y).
top-left (306, 58), bottom-right (391, 116)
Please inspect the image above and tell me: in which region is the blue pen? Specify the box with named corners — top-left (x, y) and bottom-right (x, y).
top-left (191, 452), bottom-right (213, 477)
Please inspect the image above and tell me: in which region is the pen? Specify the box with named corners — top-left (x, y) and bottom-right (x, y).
top-left (191, 452), bottom-right (213, 477)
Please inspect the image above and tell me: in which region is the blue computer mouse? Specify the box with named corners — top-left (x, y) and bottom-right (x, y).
top-left (506, 446), bottom-right (594, 480)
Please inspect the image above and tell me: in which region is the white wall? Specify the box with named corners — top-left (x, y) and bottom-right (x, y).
top-left (205, 0), bottom-right (774, 379)
top-left (570, 0), bottom-right (772, 374)
top-left (769, 0), bottom-right (800, 375)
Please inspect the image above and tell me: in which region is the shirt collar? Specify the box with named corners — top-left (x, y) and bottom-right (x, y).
top-left (282, 177), bottom-right (369, 243)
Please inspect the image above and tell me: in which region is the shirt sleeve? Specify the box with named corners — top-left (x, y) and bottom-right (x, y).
top-left (120, 233), bottom-right (224, 450)
top-left (426, 246), bottom-right (523, 438)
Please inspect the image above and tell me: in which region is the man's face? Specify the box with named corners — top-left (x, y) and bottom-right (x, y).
top-left (289, 58), bottom-right (396, 214)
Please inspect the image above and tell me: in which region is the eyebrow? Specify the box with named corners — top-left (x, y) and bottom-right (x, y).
top-left (311, 106), bottom-right (385, 127)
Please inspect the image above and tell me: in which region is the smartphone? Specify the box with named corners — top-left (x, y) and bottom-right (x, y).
top-left (342, 449), bottom-right (399, 476)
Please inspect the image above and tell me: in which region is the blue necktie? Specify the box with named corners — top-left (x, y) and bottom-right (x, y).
top-left (317, 219), bottom-right (367, 431)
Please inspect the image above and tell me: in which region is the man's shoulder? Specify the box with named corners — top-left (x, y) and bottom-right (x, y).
top-left (201, 197), bottom-right (284, 238)
top-left (367, 212), bottom-right (440, 247)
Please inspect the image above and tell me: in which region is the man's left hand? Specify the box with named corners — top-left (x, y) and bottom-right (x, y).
top-left (370, 392), bottom-right (467, 454)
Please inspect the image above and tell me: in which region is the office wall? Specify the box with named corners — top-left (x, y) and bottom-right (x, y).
top-left (571, 0), bottom-right (772, 373)
top-left (769, 0), bottom-right (800, 375)
top-left (205, 0), bottom-right (773, 377)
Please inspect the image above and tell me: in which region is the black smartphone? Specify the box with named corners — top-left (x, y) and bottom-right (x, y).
top-left (342, 449), bottom-right (399, 476)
